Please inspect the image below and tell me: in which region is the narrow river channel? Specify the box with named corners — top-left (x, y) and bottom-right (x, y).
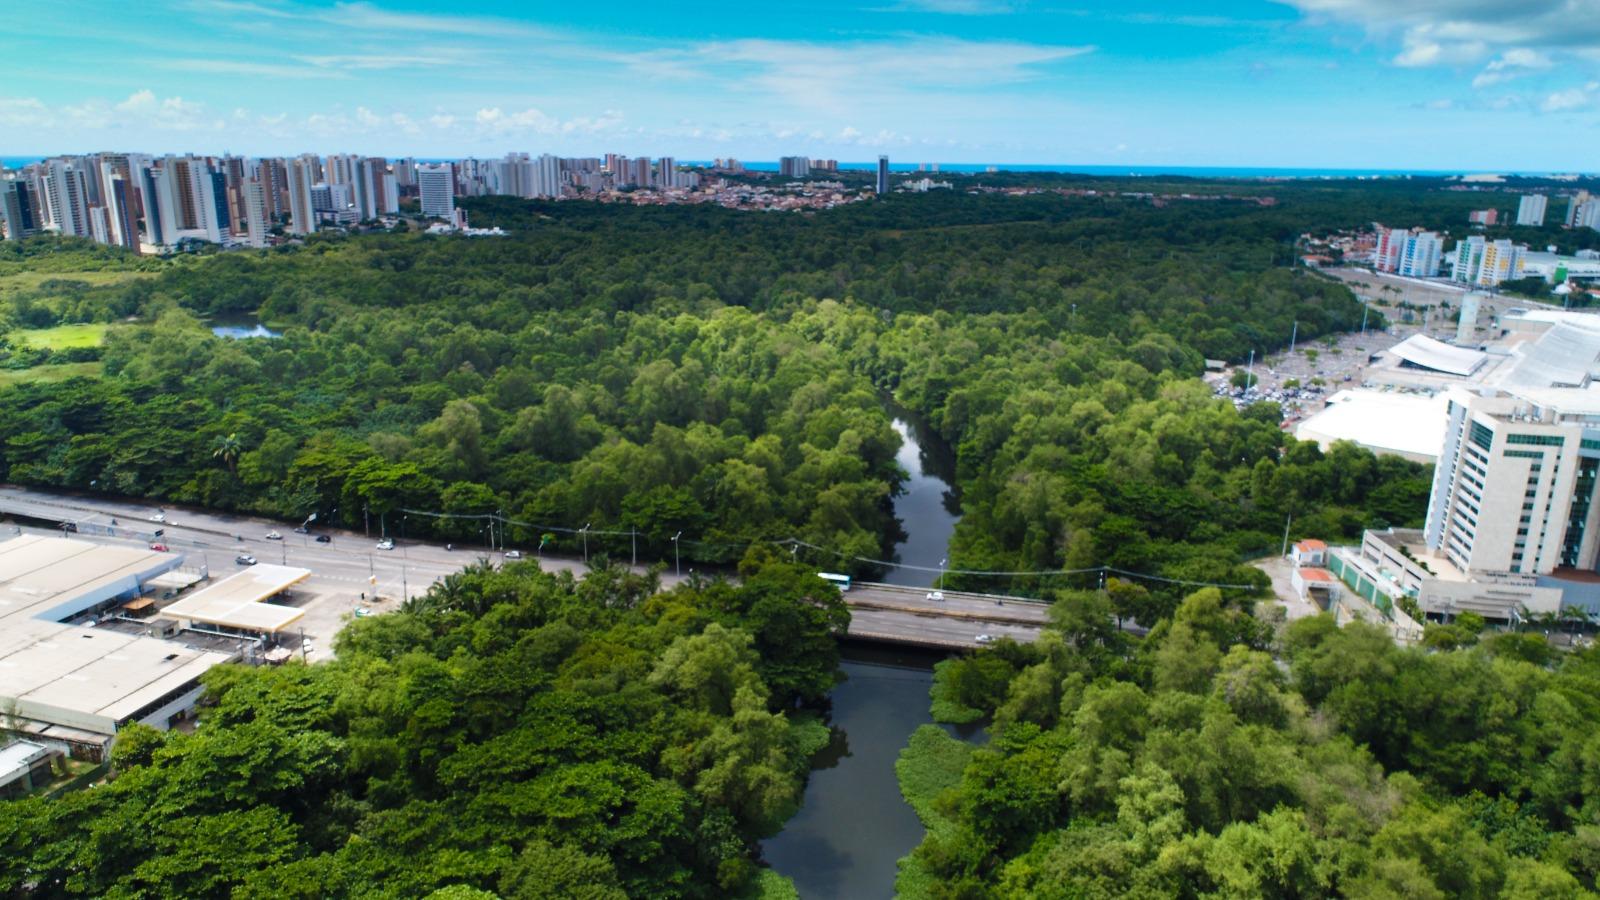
top-left (763, 402), bottom-right (967, 898)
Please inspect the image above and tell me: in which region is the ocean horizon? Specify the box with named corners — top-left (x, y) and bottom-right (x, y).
top-left (2, 155), bottom-right (1590, 181)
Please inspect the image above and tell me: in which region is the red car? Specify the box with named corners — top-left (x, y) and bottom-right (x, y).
top-left (149, 543), bottom-right (170, 552)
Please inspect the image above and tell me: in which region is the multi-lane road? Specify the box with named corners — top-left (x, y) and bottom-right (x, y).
top-left (0, 485), bottom-right (1045, 652)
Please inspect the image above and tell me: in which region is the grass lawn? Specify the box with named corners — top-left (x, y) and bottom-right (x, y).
top-left (14, 323), bottom-right (111, 350)
top-left (0, 269), bottom-right (157, 299)
top-left (0, 362), bottom-right (104, 387)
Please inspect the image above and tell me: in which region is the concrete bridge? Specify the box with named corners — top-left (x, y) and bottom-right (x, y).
top-left (840, 582), bottom-right (1047, 650)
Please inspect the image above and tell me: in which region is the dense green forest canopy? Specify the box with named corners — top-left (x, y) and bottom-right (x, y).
top-left (0, 185), bottom-right (1434, 597)
top-left (896, 589), bottom-right (1600, 898)
top-left (0, 176), bottom-right (1584, 899)
top-left (0, 555), bottom-right (846, 898)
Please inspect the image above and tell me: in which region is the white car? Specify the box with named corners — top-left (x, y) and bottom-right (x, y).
top-left (975, 634), bottom-right (995, 644)
top-left (376, 539), bottom-right (395, 550)
top-left (148, 512), bottom-right (166, 523)
top-left (505, 550), bottom-right (523, 560)
top-left (265, 530), bottom-right (283, 540)
top-left (926, 591), bottom-right (945, 602)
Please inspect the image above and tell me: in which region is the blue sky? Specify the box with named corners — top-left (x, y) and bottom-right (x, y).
top-left (4, 0), bottom-right (1596, 168)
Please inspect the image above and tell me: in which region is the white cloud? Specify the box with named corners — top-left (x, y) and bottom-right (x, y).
top-left (1280, 0), bottom-right (1600, 65)
top-left (1471, 48), bottom-right (1551, 88)
top-left (1543, 82), bottom-right (1600, 112)
top-left (0, 97), bottom-right (51, 129)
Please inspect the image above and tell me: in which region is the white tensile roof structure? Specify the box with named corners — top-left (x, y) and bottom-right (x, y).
top-left (1388, 333), bottom-right (1488, 377)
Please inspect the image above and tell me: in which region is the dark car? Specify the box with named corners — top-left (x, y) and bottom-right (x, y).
top-left (293, 526), bottom-right (309, 534)
top-left (314, 534), bottom-right (332, 543)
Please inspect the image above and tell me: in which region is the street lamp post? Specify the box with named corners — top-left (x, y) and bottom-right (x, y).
top-left (939, 557), bottom-right (947, 591)
top-left (673, 532), bottom-right (681, 578)
top-left (581, 523), bottom-right (591, 565)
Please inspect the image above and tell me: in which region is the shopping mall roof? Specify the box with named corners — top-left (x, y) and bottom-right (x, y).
top-left (1294, 389), bottom-right (1449, 464)
top-left (1388, 333), bottom-right (1488, 377)
top-left (161, 564), bottom-right (310, 633)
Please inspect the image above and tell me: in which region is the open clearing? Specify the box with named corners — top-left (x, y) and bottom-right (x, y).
top-left (14, 323), bottom-right (110, 349)
top-left (0, 362), bottom-right (104, 387)
top-left (0, 269), bottom-right (157, 299)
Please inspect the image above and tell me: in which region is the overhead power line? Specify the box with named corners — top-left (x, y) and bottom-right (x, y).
top-left (391, 507), bottom-right (1264, 592)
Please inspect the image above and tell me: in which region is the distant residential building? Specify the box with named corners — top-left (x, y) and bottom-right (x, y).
top-left (1517, 194), bottom-right (1548, 227)
top-left (1567, 191), bottom-right (1594, 227)
top-left (876, 155), bottom-right (889, 194)
top-left (43, 161), bottom-right (92, 238)
top-left (779, 156), bottom-right (811, 178)
top-left (1374, 226), bottom-right (1442, 276)
top-left (102, 173), bottom-right (140, 253)
top-left (417, 162), bottom-right (455, 219)
top-left (1469, 208), bottom-right (1498, 226)
top-left (1, 178), bottom-right (39, 240)
top-left (1451, 235), bottom-right (1525, 287)
top-left (242, 179), bottom-right (270, 248)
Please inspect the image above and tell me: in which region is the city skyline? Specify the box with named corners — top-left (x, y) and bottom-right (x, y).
top-left (7, 1), bottom-right (1600, 170)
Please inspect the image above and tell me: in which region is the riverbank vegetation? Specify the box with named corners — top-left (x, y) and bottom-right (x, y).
top-left (900, 591), bottom-right (1600, 897)
top-left (0, 556), bottom-right (843, 897)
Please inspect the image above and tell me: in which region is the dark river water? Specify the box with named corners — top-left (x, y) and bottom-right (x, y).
top-left (880, 401), bottom-right (961, 588)
top-left (763, 645), bottom-right (976, 899)
top-left (762, 403), bottom-right (968, 898)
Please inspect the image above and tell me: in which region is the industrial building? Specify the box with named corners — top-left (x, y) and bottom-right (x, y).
top-left (0, 536), bottom-right (310, 758)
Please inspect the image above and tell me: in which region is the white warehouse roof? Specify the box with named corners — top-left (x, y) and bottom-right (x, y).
top-left (1295, 389), bottom-right (1450, 464)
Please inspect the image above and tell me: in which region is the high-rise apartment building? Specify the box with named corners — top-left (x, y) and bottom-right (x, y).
top-left (1452, 236), bottom-right (1525, 287)
top-left (779, 156), bottom-right (811, 178)
top-left (876, 156), bottom-right (889, 194)
top-left (286, 157), bottom-right (318, 235)
top-left (1, 179), bottom-right (39, 240)
top-left (1517, 194), bottom-right (1549, 227)
top-left (44, 161), bottom-right (92, 238)
top-left (1374, 226), bottom-right (1441, 276)
top-left (417, 163), bottom-right (455, 218)
top-left (242, 180), bottom-right (270, 248)
top-left (102, 173), bottom-right (141, 253)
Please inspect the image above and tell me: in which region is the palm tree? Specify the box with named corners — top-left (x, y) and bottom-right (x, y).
top-left (211, 433), bottom-right (243, 475)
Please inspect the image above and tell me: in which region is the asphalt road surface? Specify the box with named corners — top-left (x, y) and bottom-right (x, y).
top-left (0, 485), bottom-right (1044, 651)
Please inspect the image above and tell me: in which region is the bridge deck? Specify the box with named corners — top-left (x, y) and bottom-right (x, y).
top-left (840, 582), bottom-right (1046, 648)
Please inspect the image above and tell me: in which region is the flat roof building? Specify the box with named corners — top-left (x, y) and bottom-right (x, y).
top-left (162, 564), bottom-right (310, 633)
top-left (1294, 389), bottom-right (1450, 464)
top-left (0, 536), bottom-right (236, 753)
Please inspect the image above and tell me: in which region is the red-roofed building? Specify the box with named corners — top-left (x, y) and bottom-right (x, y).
top-left (1290, 539), bottom-right (1327, 567)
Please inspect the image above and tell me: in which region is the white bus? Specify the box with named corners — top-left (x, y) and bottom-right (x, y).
top-left (817, 572), bottom-right (852, 592)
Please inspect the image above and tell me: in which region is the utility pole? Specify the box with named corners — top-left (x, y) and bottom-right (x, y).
top-left (673, 531), bottom-right (681, 578)
top-left (363, 504), bottom-right (369, 538)
top-left (630, 529), bottom-right (637, 567)
top-left (299, 627), bottom-right (308, 663)
top-left (1360, 300), bottom-right (1370, 334)
top-left (1245, 348), bottom-right (1256, 392)
top-left (939, 557), bottom-right (947, 591)
top-left (1287, 320), bottom-right (1298, 357)
top-left (582, 523), bottom-right (590, 565)
top-left (1280, 514), bottom-right (1293, 557)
